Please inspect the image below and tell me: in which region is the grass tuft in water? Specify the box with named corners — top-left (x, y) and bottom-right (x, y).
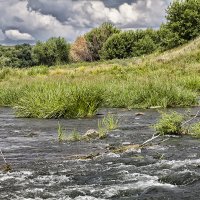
top-left (190, 122), bottom-right (200, 138)
top-left (97, 113), bottom-right (118, 139)
top-left (57, 121), bottom-right (64, 142)
top-left (57, 123), bottom-right (82, 142)
top-left (153, 110), bottom-right (200, 137)
top-left (98, 120), bottom-right (108, 139)
top-left (101, 113), bottom-right (119, 130)
top-left (67, 130), bottom-right (82, 142)
top-left (154, 112), bottom-right (185, 135)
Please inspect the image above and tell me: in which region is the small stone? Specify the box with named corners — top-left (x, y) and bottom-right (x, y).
top-left (83, 129), bottom-right (99, 139)
top-left (150, 106), bottom-right (162, 109)
top-left (135, 112), bottom-right (145, 116)
top-left (122, 142), bottom-right (131, 145)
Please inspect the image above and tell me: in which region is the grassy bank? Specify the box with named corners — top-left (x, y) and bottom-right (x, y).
top-left (0, 38), bottom-right (200, 118)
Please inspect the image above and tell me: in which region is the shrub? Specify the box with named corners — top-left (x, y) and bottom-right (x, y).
top-left (159, 25), bottom-right (185, 50)
top-left (100, 29), bottom-right (159, 60)
top-left (161, 0), bottom-right (200, 50)
top-left (154, 112), bottom-right (185, 135)
top-left (70, 36), bottom-right (92, 62)
top-left (33, 37), bottom-right (70, 66)
top-left (0, 44), bottom-right (35, 68)
top-left (100, 31), bottom-right (136, 60)
top-left (85, 22), bottom-right (120, 61)
top-left (132, 35), bottom-right (157, 56)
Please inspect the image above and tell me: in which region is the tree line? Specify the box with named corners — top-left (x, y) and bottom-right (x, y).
top-left (0, 0), bottom-right (200, 67)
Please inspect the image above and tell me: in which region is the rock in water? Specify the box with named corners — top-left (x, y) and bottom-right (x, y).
top-left (83, 129), bottom-right (99, 139)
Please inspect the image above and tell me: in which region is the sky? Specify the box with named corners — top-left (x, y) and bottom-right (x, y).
top-left (0, 0), bottom-right (172, 45)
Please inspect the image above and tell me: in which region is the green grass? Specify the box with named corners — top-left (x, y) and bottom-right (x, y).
top-left (0, 37), bottom-right (199, 118)
top-left (100, 113), bottom-right (119, 130)
top-left (57, 122), bottom-right (82, 142)
top-left (57, 121), bottom-right (64, 142)
top-left (14, 81), bottom-right (103, 118)
top-left (190, 122), bottom-right (200, 138)
top-left (154, 112), bottom-right (185, 135)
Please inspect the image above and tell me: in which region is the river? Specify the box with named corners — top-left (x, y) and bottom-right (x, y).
top-left (0, 107), bottom-right (200, 200)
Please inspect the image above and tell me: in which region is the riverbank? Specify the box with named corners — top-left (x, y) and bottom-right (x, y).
top-left (0, 38), bottom-right (200, 118)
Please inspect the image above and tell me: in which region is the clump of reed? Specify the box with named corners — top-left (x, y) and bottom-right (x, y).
top-left (98, 113), bottom-right (119, 139)
top-left (153, 110), bottom-right (200, 137)
top-left (15, 80), bottom-right (103, 119)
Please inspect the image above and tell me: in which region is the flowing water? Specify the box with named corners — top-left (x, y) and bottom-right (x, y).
top-left (0, 107), bottom-right (200, 200)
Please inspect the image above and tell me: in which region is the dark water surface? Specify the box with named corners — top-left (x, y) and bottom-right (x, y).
top-left (0, 107), bottom-right (200, 200)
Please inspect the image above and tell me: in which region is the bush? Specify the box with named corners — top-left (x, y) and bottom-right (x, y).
top-left (132, 35), bottom-right (158, 56)
top-left (154, 112), bottom-right (184, 135)
top-left (70, 36), bottom-right (92, 62)
top-left (100, 29), bottom-right (159, 60)
top-left (85, 22), bottom-right (120, 61)
top-left (100, 31), bottom-right (136, 60)
top-left (159, 25), bottom-right (185, 50)
top-left (0, 44), bottom-right (35, 68)
top-left (161, 0), bottom-right (200, 50)
top-left (33, 37), bottom-right (70, 66)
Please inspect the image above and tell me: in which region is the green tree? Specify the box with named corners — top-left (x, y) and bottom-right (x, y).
top-left (33, 37), bottom-right (70, 66)
top-left (100, 29), bottom-right (159, 60)
top-left (132, 35), bottom-right (157, 56)
top-left (85, 22), bottom-right (120, 61)
top-left (161, 0), bottom-right (200, 49)
top-left (100, 31), bottom-right (136, 60)
top-left (0, 44), bottom-right (35, 68)
top-left (15, 44), bottom-right (35, 67)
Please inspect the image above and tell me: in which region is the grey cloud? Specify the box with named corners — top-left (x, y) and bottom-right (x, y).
top-left (103, 0), bottom-right (136, 8)
top-left (27, 0), bottom-right (171, 28)
top-left (0, 0), bottom-right (171, 45)
top-left (0, 30), bottom-right (5, 41)
top-left (27, 0), bottom-right (73, 23)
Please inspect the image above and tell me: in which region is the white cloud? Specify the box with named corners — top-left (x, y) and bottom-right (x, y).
top-left (5, 29), bottom-right (34, 41)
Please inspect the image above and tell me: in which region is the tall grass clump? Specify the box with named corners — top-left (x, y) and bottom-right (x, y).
top-left (100, 113), bottom-right (119, 130)
top-left (97, 113), bottom-right (118, 139)
top-left (103, 77), bottom-right (198, 109)
top-left (15, 81), bottom-right (104, 119)
top-left (190, 122), bottom-right (200, 138)
top-left (57, 121), bottom-right (64, 142)
top-left (154, 112), bottom-right (185, 135)
top-left (57, 122), bottom-right (82, 142)
top-left (0, 83), bottom-right (26, 106)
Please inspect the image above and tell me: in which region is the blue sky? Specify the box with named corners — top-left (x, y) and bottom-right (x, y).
top-left (0, 0), bottom-right (171, 45)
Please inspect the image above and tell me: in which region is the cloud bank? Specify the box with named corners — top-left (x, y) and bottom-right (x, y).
top-left (0, 0), bottom-right (171, 45)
